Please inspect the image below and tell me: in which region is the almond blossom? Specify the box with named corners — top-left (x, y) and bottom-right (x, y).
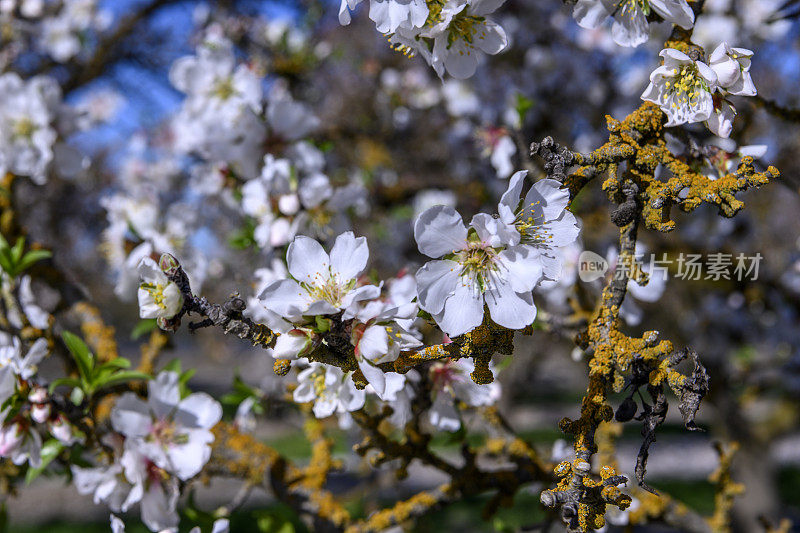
top-left (498, 170), bottom-right (582, 282)
top-left (110, 371), bottom-right (222, 481)
top-left (137, 258), bottom-right (183, 321)
top-left (0, 73), bottom-right (60, 184)
top-left (641, 48), bottom-right (718, 127)
top-left (428, 359), bottom-right (500, 431)
top-left (382, 0), bottom-right (509, 79)
top-left (0, 419), bottom-right (41, 467)
top-left (642, 45), bottom-right (758, 137)
top-left (350, 303), bottom-right (421, 397)
top-left (74, 439), bottom-right (181, 532)
top-left (0, 335), bottom-right (48, 403)
top-left (294, 363), bottom-right (366, 418)
top-left (259, 232), bottom-right (380, 321)
top-left (414, 204), bottom-right (543, 336)
top-left (705, 42), bottom-right (757, 137)
top-left (573, 0), bottom-right (695, 48)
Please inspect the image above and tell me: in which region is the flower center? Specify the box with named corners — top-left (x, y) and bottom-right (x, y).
top-left (212, 78), bottom-right (236, 100)
top-left (447, 12), bottom-right (486, 49)
top-left (430, 361), bottom-right (455, 389)
top-left (145, 458), bottom-right (169, 486)
top-left (302, 273), bottom-right (355, 307)
top-left (515, 204), bottom-right (552, 246)
top-left (148, 418), bottom-right (188, 446)
top-left (142, 282), bottom-right (170, 310)
top-left (617, 0), bottom-right (650, 18)
top-left (665, 64), bottom-right (710, 108)
top-left (425, 0), bottom-right (445, 25)
top-left (312, 369), bottom-right (329, 398)
top-left (13, 118), bottom-right (36, 139)
top-left (456, 242), bottom-right (498, 292)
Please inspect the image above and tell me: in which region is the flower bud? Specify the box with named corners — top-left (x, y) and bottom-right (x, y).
top-left (31, 403), bottom-right (50, 424)
top-left (49, 415), bottom-right (78, 445)
top-left (28, 386), bottom-right (47, 404)
top-left (158, 253), bottom-right (181, 275)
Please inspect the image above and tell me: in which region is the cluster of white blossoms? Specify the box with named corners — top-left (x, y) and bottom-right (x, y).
top-left (0, 73), bottom-right (60, 184)
top-left (641, 43), bottom-right (756, 137)
top-left (99, 155), bottom-right (210, 301)
top-left (215, 170), bottom-right (580, 429)
top-left (259, 232), bottom-right (420, 398)
top-left (340, 0), bottom-right (509, 78)
top-left (0, 68), bottom-right (120, 186)
top-left (573, 0), bottom-right (695, 48)
top-left (166, 31), bottom-right (367, 251)
top-left (0, 0), bottom-right (109, 64)
top-left (0, 332), bottom-right (84, 469)
top-left (74, 371), bottom-right (222, 531)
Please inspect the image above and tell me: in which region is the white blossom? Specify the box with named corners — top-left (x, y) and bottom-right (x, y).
top-left (110, 371), bottom-right (222, 481)
top-left (0, 335), bottom-right (48, 403)
top-left (137, 258), bottom-right (183, 320)
top-left (350, 302), bottom-right (421, 397)
top-left (414, 203), bottom-right (543, 336)
top-left (0, 73), bottom-right (60, 184)
top-left (498, 171), bottom-right (582, 282)
top-left (428, 359), bottom-right (499, 431)
top-left (641, 48), bottom-right (717, 127)
top-left (259, 232), bottom-right (380, 321)
top-left (705, 42), bottom-right (756, 137)
top-left (573, 0), bottom-right (694, 48)
top-left (0, 420), bottom-right (41, 467)
top-left (294, 363), bottom-right (366, 418)
top-left (708, 43), bottom-right (755, 96)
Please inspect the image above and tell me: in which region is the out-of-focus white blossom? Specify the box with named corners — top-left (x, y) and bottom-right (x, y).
top-left (428, 359), bottom-right (499, 431)
top-left (111, 371), bottom-right (222, 481)
top-left (294, 363), bottom-right (366, 418)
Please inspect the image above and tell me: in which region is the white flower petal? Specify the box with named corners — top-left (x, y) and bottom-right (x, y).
top-left (287, 236), bottom-right (330, 285)
top-left (485, 278), bottom-right (537, 330)
top-left (110, 393), bottom-right (151, 438)
top-left (359, 359), bottom-right (386, 397)
top-left (433, 277), bottom-right (484, 337)
top-left (176, 393), bottom-right (222, 429)
top-left (415, 260), bottom-right (460, 314)
top-left (329, 231), bottom-right (369, 281)
top-left (523, 178), bottom-right (570, 222)
top-left (573, 0), bottom-right (609, 29)
top-left (414, 205), bottom-right (468, 258)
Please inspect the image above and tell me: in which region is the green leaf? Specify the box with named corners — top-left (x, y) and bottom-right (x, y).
top-left (514, 92), bottom-right (534, 125)
top-left (25, 439), bottom-right (63, 485)
top-left (48, 377), bottom-right (81, 394)
top-left (97, 358), bottom-right (131, 371)
top-left (228, 218), bottom-right (257, 250)
top-left (92, 359), bottom-right (134, 385)
top-left (61, 331), bottom-right (94, 383)
top-left (178, 368), bottom-right (196, 399)
top-left (221, 374), bottom-right (260, 406)
top-left (161, 358), bottom-right (182, 374)
top-left (16, 249), bottom-right (51, 272)
top-left (96, 371), bottom-right (152, 389)
top-left (0, 250), bottom-right (13, 276)
top-left (10, 237), bottom-right (24, 264)
top-left (255, 508), bottom-right (297, 533)
top-left (131, 318), bottom-right (158, 340)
